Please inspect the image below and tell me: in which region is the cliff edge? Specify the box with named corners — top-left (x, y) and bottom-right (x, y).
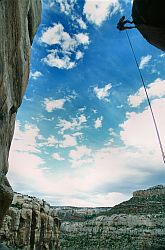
top-left (0, 0), bottom-right (41, 226)
top-left (59, 185), bottom-right (165, 249)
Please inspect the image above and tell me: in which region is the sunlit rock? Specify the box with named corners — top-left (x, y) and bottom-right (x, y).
top-left (0, 0), bottom-right (41, 226)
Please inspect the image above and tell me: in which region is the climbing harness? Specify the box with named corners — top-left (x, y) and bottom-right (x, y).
top-left (125, 30), bottom-right (165, 164)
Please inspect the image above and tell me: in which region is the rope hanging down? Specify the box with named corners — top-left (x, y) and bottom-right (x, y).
top-left (125, 30), bottom-right (165, 164)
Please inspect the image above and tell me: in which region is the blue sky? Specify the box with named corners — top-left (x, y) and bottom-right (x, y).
top-left (8, 0), bottom-right (165, 207)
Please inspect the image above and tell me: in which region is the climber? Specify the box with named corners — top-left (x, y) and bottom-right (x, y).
top-left (117, 16), bottom-right (136, 31)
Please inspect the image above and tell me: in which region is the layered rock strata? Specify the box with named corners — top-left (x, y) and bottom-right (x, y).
top-left (59, 185), bottom-right (165, 249)
top-left (0, 0), bottom-right (41, 226)
top-left (0, 193), bottom-right (61, 250)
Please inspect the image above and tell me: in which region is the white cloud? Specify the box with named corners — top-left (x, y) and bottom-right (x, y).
top-left (43, 50), bottom-right (76, 69)
top-left (94, 116), bottom-right (103, 129)
top-left (58, 192), bottom-right (129, 207)
top-left (31, 115), bottom-right (54, 123)
top-left (39, 133), bottom-right (78, 149)
top-left (83, 0), bottom-right (121, 26)
top-left (42, 0), bottom-right (56, 9)
top-left (30, 71), bottom-right (42, 80)
top-left (92, 109), bottom-right (97, 114)
top-left (44, 98), bottom-right (66, 112)
top-left (60, 134), bottom-right (77, 148)
top-left (77, 18), bottom-right (87, 30)
top-left (72, 132), bottom-right (83, 137)
top-left (120, 98), bottom-right (165, 153)
top-left (94, 83), bottom-right (112, 101)
top-left (75, 33), bottom-right (89, 45)
top-left (139, 55), bottom-right (152, 69)
top-left (11, 122), bottom-right (41, 153)
top-left (76, 51), bottom-right (84, 60)
top-left (69, 146), bottom-right (91, 160)
top-left (79, 114), bottom-right (87, 123)
top-left (117, 104), bottom-right (123, 109)
top-left (40, 23), bottom-right (90, 69)
top-left (108, 127), bottom-right (118, 137)
top-left (41, 23), bottom-right (66, 46)
top-left (24, 96), bottom-right (33, 102)
top-left (160, 53), bottom-right (165, 58)
top-left (8, 122), bottom-right (49, 192)
top-left (91, 192), bottom-right (129, 208)
top-left (69, 145), bottom-right (92, 168)
top-left (56, 0), bottom-right (77, 15)
top-left (47, 136), bottom-right (58, 147)
top-left (128, 78), bottom-right (165, 107)
top-left (57, 114), bottom-right (87, 134)
top-left (8, 150), bottom-right (46, 190)
top-left (52, 153), bottom-right (64, 161)
top-left (38, 135), bottom-right (60, 148)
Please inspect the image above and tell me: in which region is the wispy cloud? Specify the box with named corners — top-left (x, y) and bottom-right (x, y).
top-left (40, 135), bottom-right (59, 147)
top-left (94, 116), bottom-right (103, 129)
top-left (160, 53), bottom-right (165, 58)
top-left (139, 55), bottom-right (152, 69)
top-left (69, 145), bottom-right (92, 168)
top-left (58, 192), bottom-right (130, 207)
top-left (43, 50), bottom-right (76, 69)
top-left (59, 134), bottom-right (77, 148)
top-left (57, 114), bottom-right (87, 134)
top-left (30, 71), bottom-right (43, 80)
top-left (128, 78), bottom-right (165, 107)
top-left (77, 18), bottom-right (87, 30)
top-left (55, 0), bottom-right (77, 15)
top-left (52, 152), bottom-right (65, 161)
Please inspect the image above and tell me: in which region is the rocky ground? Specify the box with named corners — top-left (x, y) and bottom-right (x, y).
top-left (53, 206), bottom-right (112, 223)
top-left (58, 185), bottom-right (165, 250)
top-left (1, 186), bottom-right (165, 249)
top-left (0, 193), bottom-right (61, 250)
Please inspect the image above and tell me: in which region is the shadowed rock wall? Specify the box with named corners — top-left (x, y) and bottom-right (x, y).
top-left (132, 0), bottom-right (165, 51)
top-left (0, 0), bottom-right (41, 226)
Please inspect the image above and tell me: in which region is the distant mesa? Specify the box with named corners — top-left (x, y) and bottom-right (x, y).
top-left (133, 184), bottom-right (165, 197)
top-left (132, 0), bottom-right (165, 51)
top-left (1, 185), bottom-right (165, 249)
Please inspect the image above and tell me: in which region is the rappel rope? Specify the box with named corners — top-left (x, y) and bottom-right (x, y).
top-left (125, 30), bottom-right (165, 164)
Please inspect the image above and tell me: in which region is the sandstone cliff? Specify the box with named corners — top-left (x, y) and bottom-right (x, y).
top-left (59, 185), bottom-right (165, 249)
top-left (0, 0), bottom-right (41, 226)
top-left (53, 206), bottom-right (112, 222)
top-left (0, 193), bottom-right (61, 250)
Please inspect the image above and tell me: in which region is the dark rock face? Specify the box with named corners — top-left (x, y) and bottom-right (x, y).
top-left (132, 0), bottom-right (165, 51)
top-left (0, 0), bottom-right (41, 227)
